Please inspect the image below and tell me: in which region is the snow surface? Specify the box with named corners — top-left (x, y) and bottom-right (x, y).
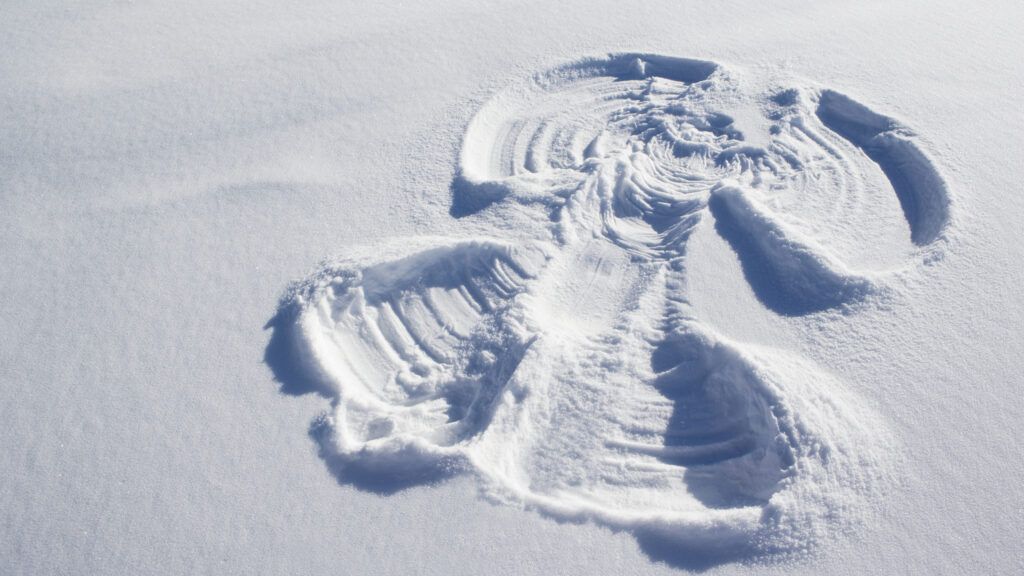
top-left (2, 1), bottom-right (1024, 575)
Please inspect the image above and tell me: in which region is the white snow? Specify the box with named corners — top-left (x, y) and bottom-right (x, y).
top-left (2, 1), bottom-right (1023, 575)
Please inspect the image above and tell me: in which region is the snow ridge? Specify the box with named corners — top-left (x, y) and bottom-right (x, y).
top-left (270, 53), bottom-right (951, 566)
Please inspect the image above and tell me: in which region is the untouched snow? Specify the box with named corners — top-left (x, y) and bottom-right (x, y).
top-left (2, 1), bottom-right (1024, 574)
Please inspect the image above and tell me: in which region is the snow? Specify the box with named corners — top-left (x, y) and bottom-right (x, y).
top-left (2, 1), bottom-right (1023, 574)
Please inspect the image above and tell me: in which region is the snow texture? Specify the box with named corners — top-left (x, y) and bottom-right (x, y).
top-left (5, 2), bottom-right (1024, 575)
top-left (269, 54), bottom-right (949, 567)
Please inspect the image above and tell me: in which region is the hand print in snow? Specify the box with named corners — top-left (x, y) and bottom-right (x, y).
top-left (268, 54), bottom-right (952, 566)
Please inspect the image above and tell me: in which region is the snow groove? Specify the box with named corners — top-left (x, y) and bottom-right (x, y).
top-left (270, 53), bottom-right (952, 566)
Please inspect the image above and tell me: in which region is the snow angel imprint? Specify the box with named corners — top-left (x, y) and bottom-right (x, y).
top-left (268, 53), bottom-right (952, 565)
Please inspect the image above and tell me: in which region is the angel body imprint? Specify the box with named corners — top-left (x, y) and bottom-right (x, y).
top-left (270, 54), bottom-right (952, 563)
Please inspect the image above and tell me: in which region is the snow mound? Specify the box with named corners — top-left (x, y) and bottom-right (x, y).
top-left (708, 183), bottom-right (876, 315)
top-left (270, 53), bottom-right (952, 565)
